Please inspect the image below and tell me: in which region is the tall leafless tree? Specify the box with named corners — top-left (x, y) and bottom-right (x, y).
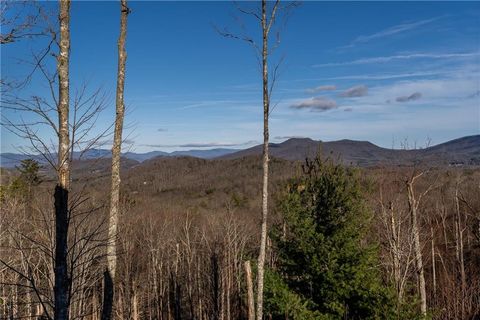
top-left (1, 1), bottom-right (112, 318)
top-left (244, 260), bottom-right (255, 320)
top-left (102, 1), bottom-right (130, 319)
top-left (256, 1), bottom-right (279, 318)
top-left (54, 1), bottom-right (71, 318)
top-left (217, 2), bottom-right (297, 317)
top-left (406, 170), bottom-right (434, 317)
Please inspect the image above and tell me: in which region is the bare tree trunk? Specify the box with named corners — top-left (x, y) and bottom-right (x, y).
top-left (27, 287), bottom-right (32, 318)
top-left (244, 261), bottom-right (255, 320)
top-left (117, 290), bottom-right (124, 320)
top-left (407, 181), bottom-right (427, 316)
top-left (226, 251), bottom-right (231, 320)
top-left (455, 186), bottom-right (466, 319)
top-left (132, 286), bottom-right (139, 320)
top-left (431, 226), bottom-right (436, 302)
top-left (256, 1), bottom-right (270, 319)
top-left (103, 1), bottom-right (129, 319)
top-left (54, 1), bottom-right (71, 319)
top-left (37, 303), bottom-right (44, 319)
top-left (217, 2), bottom-right (286, 316)
top-left (13, 278), bottom-right (18, 319)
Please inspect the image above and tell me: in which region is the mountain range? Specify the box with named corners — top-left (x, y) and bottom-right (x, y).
top-left (0, 148), bottom-right (240, 168)
top-left (1, 135), bottom-right (479, 168)
top-left (220, 135), bottom-right (480, 166)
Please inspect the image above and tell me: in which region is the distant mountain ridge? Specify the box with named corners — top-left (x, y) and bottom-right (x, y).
top-left (0, 148), bottom-right (239, 168)
top-left (1, 135), bottom-right (479, 168)
top-left (220, 135), bottom-right (480, 166)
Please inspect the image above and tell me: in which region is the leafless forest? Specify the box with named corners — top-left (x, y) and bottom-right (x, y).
top-left (1, 0), bottom-right (479, 319)
top-left (1, 157), bottom-right (479, 319)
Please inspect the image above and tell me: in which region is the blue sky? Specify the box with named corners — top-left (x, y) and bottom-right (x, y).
top-left (1, 1), bottom-right (479, 153)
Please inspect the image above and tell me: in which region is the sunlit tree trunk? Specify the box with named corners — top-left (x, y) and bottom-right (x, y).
top-left (103, 0), bottom-right (129, 319)
top-left (454, 185), bottom-right (466, 319)
top-left (407, 178), bottom-right (427, 316)
top-left (244, 261), bottom-right (255, 320)
top-left (256, 1), bottom-right (270, 318)
top-left (431, 226), bottom-right (436, 302)
top-left (54, 0), bottom-right (71, 318)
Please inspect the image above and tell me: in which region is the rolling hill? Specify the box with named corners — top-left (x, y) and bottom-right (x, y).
top-left (1, 135), bottom-right (478, 168)
top-left (220, 135), bottom-right (480, 166)
top-left (0, 148), bottom-right (239, 168)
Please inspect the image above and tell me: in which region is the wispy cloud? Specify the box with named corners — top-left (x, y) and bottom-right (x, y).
top-left (340, 67), bottom-right (478, 108)
top-left (290, 97), bottom-right (338, 112)
top-left (177, 99), bottom-right (257, 110)
top-left (340, 85), bottom-right (368, 97)
top-left (327, 71), bottom-right (446, 81)
top-left (305, 85), bottom-right (336, 94)
top-left (142, 140), bottom-right (257, 148)
top-left (274, 135), bottom-right (306, 140)
top-left (396, 92), bottom-right (422, 102)
top-left (157, 128), bottom-right (168, 132)
top-left (341, 16), bottom-right (443, 49)
top-left (288, 70), bottom-right (458, 83)
top-left (313, 52), bottom-right (478, 68)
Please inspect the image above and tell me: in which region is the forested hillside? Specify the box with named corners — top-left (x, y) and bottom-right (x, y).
top-left (2, 156), bottom-right (479, 318)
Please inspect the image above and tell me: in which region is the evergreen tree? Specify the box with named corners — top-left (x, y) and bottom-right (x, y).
top-left (16, 158), bottom-right (43, 187)
top-left (266, 156), bottom-right (399, 319)
top-left (1, 159), bottom-right (43, 200)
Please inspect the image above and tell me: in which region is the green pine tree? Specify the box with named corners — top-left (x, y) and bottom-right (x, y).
top-left (16, 158), bottom-right (43, 187)
top-left (265, 156), bottom-right (402, 319)
top-left (2, 159), bottom-right (43, 201)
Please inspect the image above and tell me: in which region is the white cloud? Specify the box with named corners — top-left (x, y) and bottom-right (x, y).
top-left (271, 101), bottom-right (477, 148)
top-left (340, 85), bottom-right (368, 97)
top-left (313, 52), bottom-right (479, 68)
top-left (396, 92), bottom-right (422, 102)
top-left (290, 96), bottom-right (338, 112)
top-left (143, 140), bottom-right (258, 148)
top-left (345, 17), bottom-right (443, 47)
top-left (305, 85), bottom-right (336, 94)
top-left (274, 135), bottom-right (306, 140)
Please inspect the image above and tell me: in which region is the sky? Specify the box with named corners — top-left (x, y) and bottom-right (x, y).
top-left (1, 1), bottom-right (479, 153)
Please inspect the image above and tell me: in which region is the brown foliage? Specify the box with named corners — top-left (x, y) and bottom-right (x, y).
top-left (1, 157), bottom-right (479, 319)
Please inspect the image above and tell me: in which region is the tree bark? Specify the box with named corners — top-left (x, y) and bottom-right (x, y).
top-left (431, 226), bottom-right (436, 302)
top-left (407, 181), bottom-right (427, 316)
top-left (103, 1), bottom-right (129, 319)
top-left (454, 186), bottom-right (466, 319)
top-left (132, 285), bottom-right (139, 320)
top-left (54, 1), bottom-right (71, 319)
top-left (244, 261), bottom-right (255, 320)
top-left (256, 2), bottom-right (269, 319)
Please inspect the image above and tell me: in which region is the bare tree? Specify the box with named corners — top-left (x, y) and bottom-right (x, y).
top-left (454, 180), bottom-right (467, 319)
top-left (256, 2), bottom-right (276, 317)
top-left (0, 172), bottom-right (110, 319)
top-left (377, 180), bottom-right (415, 304)
top-left (406, 170), bottom-right (435, 316)
top-left (54, 1), bottom-right (71, 318)
top-left (217, 2), bottom-right (297, 317)
top-left (244, 261), bottom-right (255, 320)
top-left (1, 2), bottom-right (113, 318)
top-left (102, 1), bottom-right (130, 319)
